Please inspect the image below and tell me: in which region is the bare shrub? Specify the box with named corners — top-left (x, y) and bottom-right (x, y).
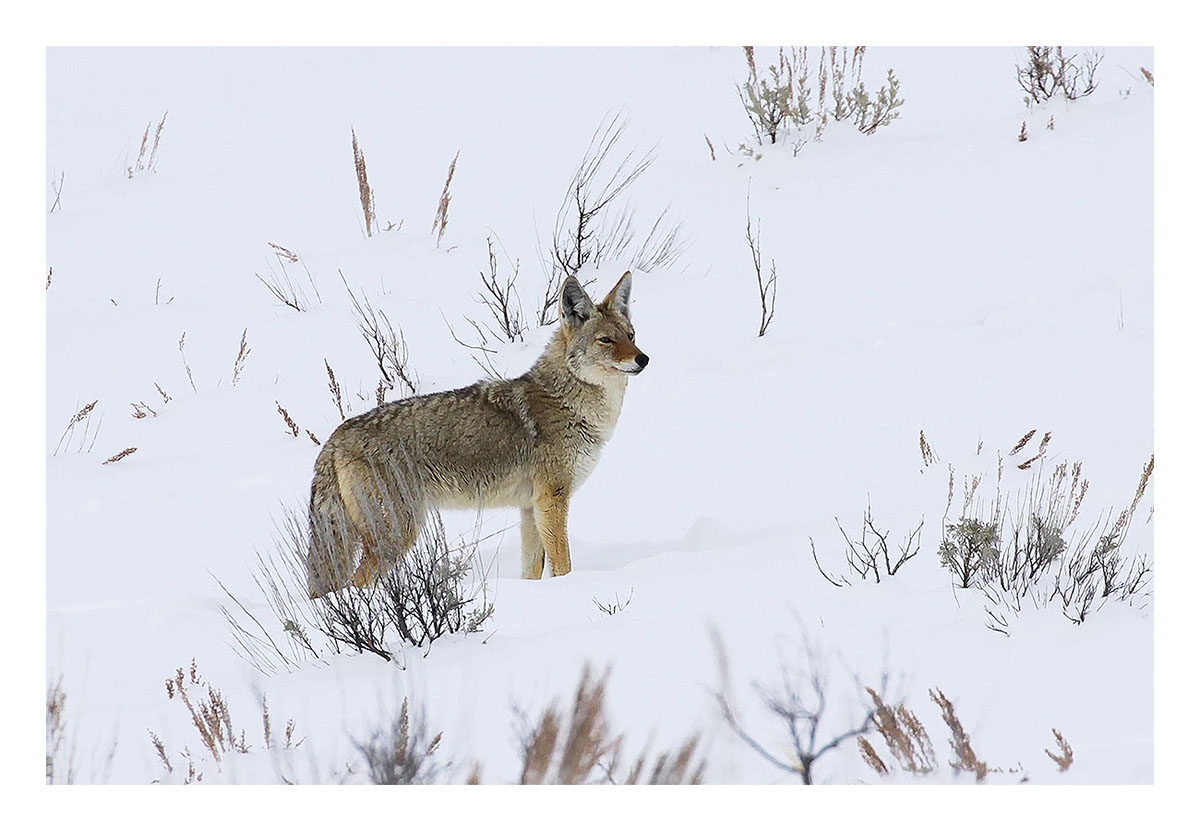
top-left (343, 273), bottom-right (418, 396)
top-left (713, 631), bottom-right (883, 784)
top-left (744, 192), bottom-right (777, 337)
top-left (218, 497), bottom-right (494, 673)
top-left (1016, 47), bottom-right (1103, 106)
top-left (542, 113), bottom-right (684, 324)
top-left (354, 698), bottom-right (446, 784)
top-left (257, 243), bottom-right (321, 312)
top-left (936, 436), bottom-right (1152, 631)
top-left (474, 235), bottom-right (526, 342)
top-left (514, 665), bottom-right (705, 785)
top-left (812, 503), bottom-right (923, 587)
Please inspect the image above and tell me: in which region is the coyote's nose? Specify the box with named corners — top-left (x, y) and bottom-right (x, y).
top-left (635, 353), bottom-right (649, 368)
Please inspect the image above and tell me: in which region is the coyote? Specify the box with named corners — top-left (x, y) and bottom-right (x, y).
top-left (306, 272), bottom-right (649, 597)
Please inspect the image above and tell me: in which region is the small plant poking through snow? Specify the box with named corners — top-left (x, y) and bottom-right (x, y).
top-left (592, 588), bottom-right (634, 616)
top-left (812, 504), bottom-right (924, 587)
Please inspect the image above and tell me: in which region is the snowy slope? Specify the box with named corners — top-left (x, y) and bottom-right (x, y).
top-left (46, 46), bottom-right (1153, 784)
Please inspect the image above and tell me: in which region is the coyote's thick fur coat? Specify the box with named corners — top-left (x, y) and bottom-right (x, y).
top-left (307, 272), bottom-right (648, 597)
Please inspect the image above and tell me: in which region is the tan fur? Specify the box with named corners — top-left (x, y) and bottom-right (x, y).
top-left (306, 272), bottom-right (648, 597)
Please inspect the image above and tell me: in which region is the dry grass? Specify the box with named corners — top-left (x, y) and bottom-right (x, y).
top-left (432, 151), bottom-right (460, 248)
top-left (930, 688), bottom-right (988, 780)
top-left (515, 665), bottom-right (705, 785)
top-left (1045, 728), bottom-right (1074, 772)
top-left (50, 169), bottom-right (65, 213)
top-left (46, 677), bottom-right (76, 784)
top-left (858, 686), bottom-right (1037, 782)
top-left (102, 447), bottom-right (138, 465)
top-left (325, 359), bottom-right (345, 420)
top-left (1140, 67), bottom-right (1154, 86)
top-left (231, 328), bottom-right (250, 387)
top-left (919, 429), bottom-right (938, 467)
top-left (127, 112), bottom-right (168, 178)
top-left (275, 401), bottom-right (300, 437)
top-left (165, 660), bottom-right (250, 764)
top-left (54, 399), bottom-right (100, 456)
top-left (863, 687), bottom-right (935, 775)
top-left (152, 666), bottom-right (303, 782)
top-left (178, 332), bottom-right (197, 393)
top-left (354, 698), bottom-right (445, 784)
top-left (352, 128), bottom-right (377, 237)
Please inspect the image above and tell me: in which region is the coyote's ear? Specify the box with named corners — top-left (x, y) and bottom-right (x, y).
top-left (560, 276), bottom-right (597, 328)
top-left (600, 271), bottom-right (633, 320)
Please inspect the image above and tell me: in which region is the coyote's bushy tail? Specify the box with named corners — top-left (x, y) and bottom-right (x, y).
top-left (306, 437), bottom-right (428, 597)
top-left (307, 442), bottom-right (359, 597)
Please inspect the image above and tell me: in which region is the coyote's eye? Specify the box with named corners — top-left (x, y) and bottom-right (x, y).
top-left (598, 336), bottom-right (614, 344)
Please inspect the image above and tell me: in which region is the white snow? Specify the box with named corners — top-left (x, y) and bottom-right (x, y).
top-left (45, 45), bottom-right (1153, 785)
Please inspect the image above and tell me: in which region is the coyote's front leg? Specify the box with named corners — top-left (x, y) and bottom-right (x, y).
top-left (533, 484), bottom-right (572, 577)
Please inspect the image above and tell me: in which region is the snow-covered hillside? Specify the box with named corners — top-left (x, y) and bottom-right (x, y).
top-left (46, 46), bottom-right (1153, 785)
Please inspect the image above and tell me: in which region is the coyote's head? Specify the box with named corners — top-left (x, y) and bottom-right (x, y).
top-left (559, 271), bottom-right (649, 384)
